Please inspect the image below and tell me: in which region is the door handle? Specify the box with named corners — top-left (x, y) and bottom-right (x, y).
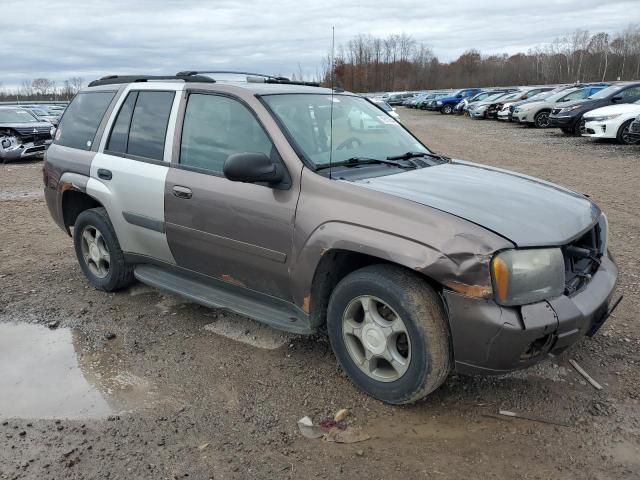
top-left (172, 185), bottom-right (192, 199)
top-left (97, 168), bottom-right (112, 180)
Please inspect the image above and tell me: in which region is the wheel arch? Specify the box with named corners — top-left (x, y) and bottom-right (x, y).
top-left (292, 222), bottom-right (449, 328)
top-left (61, 186), bottom-right (104, 235)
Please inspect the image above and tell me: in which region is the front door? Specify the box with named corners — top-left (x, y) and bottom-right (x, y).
top-left (164, 92), bottom-right (299, 300)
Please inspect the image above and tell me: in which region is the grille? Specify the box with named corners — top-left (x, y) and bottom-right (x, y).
top-left (13, 126), bottom-right (51, 136)
top-left (562, 225), bottom-right (603, 296)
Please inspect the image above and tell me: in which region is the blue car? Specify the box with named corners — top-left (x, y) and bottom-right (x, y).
top-left (432, 88), bottom-right (483, 114)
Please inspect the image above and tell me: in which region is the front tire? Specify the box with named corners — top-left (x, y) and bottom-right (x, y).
top-left (617, 119), bottom-right (640, 145)
top-left (440, 104), bottom-right (453, 114)
top-left (327, 265), bottom-right (451, 404)
top-left (533, 110), bottom-right (550, 128)
top-left (73, 207), bottom-right (134, 292)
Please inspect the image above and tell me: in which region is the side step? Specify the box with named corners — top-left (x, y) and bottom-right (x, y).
top-left (134, 264), bottom-right (314, 335)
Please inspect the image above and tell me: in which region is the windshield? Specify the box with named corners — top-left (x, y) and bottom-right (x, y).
top-left (0, 109), bottom-right (38, 123)
top-left (545, 88), bottom-right (579, 102)
top-left (527, 91), bottom-right (553, 101)
top-left (263, 94), bottom-right (429, 167)
top-left (482, 93), bottom-right (507, 102)
top-left (588, 84), bottom-right (624, 99)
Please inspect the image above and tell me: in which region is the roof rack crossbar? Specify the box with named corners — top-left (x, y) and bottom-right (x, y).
top-left (177, 70), bottom-right (321, 87)
top-left (87, 74), bottom-right (216, 87)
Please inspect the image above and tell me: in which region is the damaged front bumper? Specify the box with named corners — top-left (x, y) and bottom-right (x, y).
top-left (444, 254), bottom-right (618, 375)
top-left (0, 138), bottom-right (51, 162)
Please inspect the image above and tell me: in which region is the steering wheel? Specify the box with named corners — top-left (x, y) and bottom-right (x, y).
top-left (336, 137), bottom-right (363, 151)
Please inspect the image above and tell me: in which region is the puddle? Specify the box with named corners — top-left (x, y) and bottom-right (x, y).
top-left (0, 322), bottom-right (154, 420)
top-left (204, 315), bottom-right (293, 350)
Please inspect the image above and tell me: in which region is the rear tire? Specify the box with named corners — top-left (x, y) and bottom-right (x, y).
top-left (617, 119), bottom-right (640, 145)
top-left (327, 264), bottom-right (451, 404)
top-left (73, 207), bottom-right (134, 292)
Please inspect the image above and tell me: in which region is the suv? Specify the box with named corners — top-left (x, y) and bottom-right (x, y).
top-left (44, 72), bottom-right (618, 405)
top-left (432, 88), bottom-right (482, 114)
top-left (513, 85), bottom-right (607, 128)
top-left (548, 82), bottom-right (640, 135)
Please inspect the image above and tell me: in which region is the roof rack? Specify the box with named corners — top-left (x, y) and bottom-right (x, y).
top-left (176, 71), bottom-right (321, 87)
top-left (87, 74), bottom-right (216, 87)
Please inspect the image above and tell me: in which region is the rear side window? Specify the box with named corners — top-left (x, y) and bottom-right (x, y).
top-left (56, 91), bottom-right (116, 150)
top-left (106, 91), bottom-right (175, 161)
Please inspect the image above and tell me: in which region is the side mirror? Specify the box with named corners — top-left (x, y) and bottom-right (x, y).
top-left (223, 152), bottom-right (285, 187)
top-left (611, 95), bottom-right (623, 103)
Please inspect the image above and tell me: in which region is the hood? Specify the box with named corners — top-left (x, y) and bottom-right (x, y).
top-left (354, 160), bottom-right (599, 247)
top-left (584, 103), bottom-right (640, 117)
top-left (554, 98), bottom-right (592, 109)
top-left (0, 121), bottom-right (53, 132)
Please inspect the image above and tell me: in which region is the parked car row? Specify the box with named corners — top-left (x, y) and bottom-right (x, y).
top-left (401, 82), bottom-right (640, 145)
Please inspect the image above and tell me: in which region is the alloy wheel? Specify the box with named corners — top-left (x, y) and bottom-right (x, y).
top-left (80, 225), bottom-right (111, 278)
top-left (341, 295), bottom-right (411, 383)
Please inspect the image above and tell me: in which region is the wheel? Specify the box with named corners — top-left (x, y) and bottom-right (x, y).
top-left (533, 110), bottom-right (551, 128)
top-left (440, 104), bottom-right (453, 114)
top-left (73, 207), bottom-right (134, 291)
top-left (573, 117), bottom-right (586, 135)
top-left (326, 265), bottom-right (451, 404)
top-left (617, 119), bottom-right (640, 145)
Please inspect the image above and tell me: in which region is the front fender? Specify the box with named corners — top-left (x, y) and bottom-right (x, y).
top-left (290, 221), bottom-right (497, 309)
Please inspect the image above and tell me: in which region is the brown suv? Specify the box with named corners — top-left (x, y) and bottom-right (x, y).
top-left (43, 72), bottom-right (618, 404)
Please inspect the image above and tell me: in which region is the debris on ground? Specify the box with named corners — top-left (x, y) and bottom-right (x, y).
top-left (298, 409), bottom-right (369, 443)
top-left (569, 359), bottom-right (603, 390)
top-left (47, 320), bottom-right (59, 329)
top-left (484, 410), bottom-right (571, 427)
top-left (325, 426), bottom-right (370, 444)
top-left (297, 416), bottom-right (325, 439)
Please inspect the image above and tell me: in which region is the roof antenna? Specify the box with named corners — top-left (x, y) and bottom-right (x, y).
top-left (329, 26), bottom-right (335, 180)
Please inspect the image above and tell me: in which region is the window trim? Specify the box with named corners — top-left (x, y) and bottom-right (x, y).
top-left (103, 89), bottom-right (176, 162)
top-left (174, 90), bottom-right (289, 182)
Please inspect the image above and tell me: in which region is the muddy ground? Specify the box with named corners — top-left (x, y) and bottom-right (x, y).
top-left (1, 110), bottom-right (639, 480)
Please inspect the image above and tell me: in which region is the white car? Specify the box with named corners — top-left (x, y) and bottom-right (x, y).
top-left (583, 100), bottom-right (640, 145)
top-left (348, 99), bottom-right (400, 130)
top-left (497, 103), bottom-right (515, 121)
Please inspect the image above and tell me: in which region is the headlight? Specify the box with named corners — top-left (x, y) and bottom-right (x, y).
top-left (436, 100), bottom-right (443, 105)
top-left (559, 104), bottom-right (582, 113)
top-left (50, 126), bottom-right (56, 137)
top-left (597, 213), bottom-right (609, 255)
top-left (585, 114), bottom-right (620, 122)
top-left (491, 248), bottom-right (565, 306)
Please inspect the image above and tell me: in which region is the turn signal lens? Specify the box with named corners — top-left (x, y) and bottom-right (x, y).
top-left (492, 255), bottom-right (510, 302)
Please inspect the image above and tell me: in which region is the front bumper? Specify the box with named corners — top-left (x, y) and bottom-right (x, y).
top-left (0, 140), bottom-right (51, 162)
top-left (548, 114), bottom-right (577, 128)
top-left (444, 254), bottom-right (618, 375)
top-left (583, 120), bottom-right (616, 139)
top-left (469, 109), bottom-right (487, 118)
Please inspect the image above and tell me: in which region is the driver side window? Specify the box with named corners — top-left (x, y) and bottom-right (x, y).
top-left (180, 94), bottom-right (273, 174)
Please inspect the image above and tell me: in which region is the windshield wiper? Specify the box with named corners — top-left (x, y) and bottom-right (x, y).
top-left (315, 157), bottom-right (415, 171)
top-left (386, 151), bottom-right (450, 162)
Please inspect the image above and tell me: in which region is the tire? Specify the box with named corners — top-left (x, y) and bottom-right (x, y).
top-left (573, 117), bottom-right (586, 135)
top-left (617, 119), bottom-right (640, 145)
top-left (440, 104), bottom-right (453, 114)
top-left (73, 207), bottom-right (134, 292)
top-left (326, 264), bottom-right (451, 404)
top-left (533, 110), bottom-right (551, 128)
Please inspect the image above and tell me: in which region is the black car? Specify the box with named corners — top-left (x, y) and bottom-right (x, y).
top-left (0, 107), bottom-right (54, 163)
top-left (548, 82), bottom-right (640, 135)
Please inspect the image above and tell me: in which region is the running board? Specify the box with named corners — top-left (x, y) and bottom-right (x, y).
top-left (134, 264), bottom-right (314, 335)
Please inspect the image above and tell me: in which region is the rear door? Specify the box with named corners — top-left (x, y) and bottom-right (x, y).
top-left (87, 84), bottom-right (181, 264)
top-left (164, 91), bottom-right (299, 300)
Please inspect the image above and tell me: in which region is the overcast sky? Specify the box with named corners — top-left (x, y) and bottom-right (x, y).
top-left (2, 0), bottom-right (636, 88)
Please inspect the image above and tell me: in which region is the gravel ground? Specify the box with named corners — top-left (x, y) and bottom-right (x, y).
top-left (0, 111), bottom-right (639, 480)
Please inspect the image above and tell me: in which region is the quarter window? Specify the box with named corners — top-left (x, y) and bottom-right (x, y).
top-left (180, 94), bottom-right (274, 174)
top-left (56, 91), bottom-right (116, 150)
top-left (621, 87), bottom-right (640, 101)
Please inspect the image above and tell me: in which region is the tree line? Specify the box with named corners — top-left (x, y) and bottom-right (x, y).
top-left (323, 25), bottom-right (640, 92)
top-left (0, 77), bottom-right (83, 102)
